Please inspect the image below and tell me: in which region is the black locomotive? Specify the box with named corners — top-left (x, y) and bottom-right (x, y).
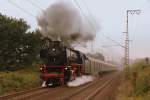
top-left (40, 38), bottom-right (86, 86)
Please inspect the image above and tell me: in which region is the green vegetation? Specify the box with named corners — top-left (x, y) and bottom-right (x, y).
top-left (0, 13), bottom-right (42, 70)
top-left (0, 13), bottom-right (43, 95)
top-left (117, 60), bottom-right (150, 100)
top-left (0, 64), bottom-right (42, 95)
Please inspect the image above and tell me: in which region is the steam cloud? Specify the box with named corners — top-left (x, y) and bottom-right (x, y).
top-left (37, 1), bottom-right (100, 46)
top-left (67, 75), bottom-right (94, 87)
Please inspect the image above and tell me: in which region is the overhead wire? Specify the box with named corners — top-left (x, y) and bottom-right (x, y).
top-left (26, 0), bottom-right (44, 11)
top-left (74, 0), bottom-right (124, 60)
top-left (81, 0), bottom-right (98, 29)
top-left (82, 0), bottom-right (121, 57)
top-left (73, 0), bottom-right (99, 52)
top-left (73, 0), bottom-right (96, 32)
top-left (7, 0), bottom-right (36, 18)
top-left (81, 0), bottom-right (124, 49)
top-left (75, 0), bottom-right (127, 61)
top-left (102, 33), bottom-right (125, 48)
top-left (78, 2), bottom-right (124, 57)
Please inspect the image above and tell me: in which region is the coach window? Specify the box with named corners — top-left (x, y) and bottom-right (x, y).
top-left (100, 63), bottom-right (102, 69)
top-left (91, 61), bottom-right (93, 72)
top-left (94, 61), bottom-right (95, 71)
top-left (96, 62), bottom-right (98, 71)
top-left (94, 62), bottom-right (96, 71)
top-left (92, 61), bottom-right (94, 71)
top-left (89, 60), bottom-right (91, 73)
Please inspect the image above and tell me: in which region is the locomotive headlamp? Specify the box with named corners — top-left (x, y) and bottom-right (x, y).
top-left (52, 48), bottom-right (56, 51)
top-left (65, 67), bottom-right (68, 70)
top-left (40, 67), bottom-right (43, 71)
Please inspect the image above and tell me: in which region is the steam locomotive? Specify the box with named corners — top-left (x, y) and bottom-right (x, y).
top-left (40, 38), bottom-right (117, 87)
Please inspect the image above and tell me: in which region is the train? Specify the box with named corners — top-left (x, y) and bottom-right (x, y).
top-left (40, 38), bottom-right (117, 87)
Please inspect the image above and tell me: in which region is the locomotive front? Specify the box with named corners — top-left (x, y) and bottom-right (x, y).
top-left (40, 38), bottom-right (86, 87)
top-left (40, 39), bottom-right (68, 86)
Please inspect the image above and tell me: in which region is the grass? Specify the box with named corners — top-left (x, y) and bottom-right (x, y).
top-left (117, 61), bottom-right (150, 100)
top-left (0, 64), bottom-right (42, 96)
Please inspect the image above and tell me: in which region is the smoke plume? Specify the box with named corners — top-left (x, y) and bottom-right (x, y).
top-left (37, 1), bottom-right (100, 46)
top-left (67, 75), bottom-right (94, 87)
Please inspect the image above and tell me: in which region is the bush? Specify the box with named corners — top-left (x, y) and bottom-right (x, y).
top-left (134, 75), bottom-right (150, 96)
top-left (0, 66), bottom-right (42, 95)
top-left (117, 61), bottom-right (150, 100)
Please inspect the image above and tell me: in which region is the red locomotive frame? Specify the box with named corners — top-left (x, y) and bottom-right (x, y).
top-left (40, 63), bottom-right (84, 87)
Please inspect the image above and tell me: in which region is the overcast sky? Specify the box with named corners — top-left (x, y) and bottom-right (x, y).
top-left (0, 0), bottom-right (150, 61)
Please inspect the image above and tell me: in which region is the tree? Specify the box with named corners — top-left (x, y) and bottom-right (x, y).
top-left (0, 14), bottom-right (42, 70)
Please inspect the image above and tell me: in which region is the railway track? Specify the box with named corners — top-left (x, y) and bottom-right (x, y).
top-left (0, 87), bottom-right (42, 100)
top-left (0, 72), bottom-right (120, 100)
top-left (61, 72), bottom-right (119, 100)
top-left (85, 77), bottom-right (115, 100)
top-left (0, 86), bottom-right (65, 100)
top-left (24, 73), bottom-right (116, 100)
